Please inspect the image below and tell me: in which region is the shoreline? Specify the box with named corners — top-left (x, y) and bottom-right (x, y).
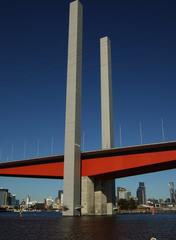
top-left (116, 209), bottom-right (176, 214)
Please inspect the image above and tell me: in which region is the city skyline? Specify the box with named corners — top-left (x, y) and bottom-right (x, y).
top-left (0, 0), bottom-right (176, 201)
top-left (1, 180), bottom-right (175, 203)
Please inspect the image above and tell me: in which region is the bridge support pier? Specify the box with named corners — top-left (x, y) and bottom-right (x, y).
top-left (94, 180), bottom-right (107, 215)
top-left (81, 177), bottom-right (95, 215)
top-left (81, 178), bottom-right (115, 215)
top-left (94, 180), bottom-right (115, 215)
top-left (82, 36), bottom-right (116, 216)
top-left (97, 36), bottom-right (116, 215)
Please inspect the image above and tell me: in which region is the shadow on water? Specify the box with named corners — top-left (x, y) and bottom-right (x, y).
top-left (0, 212), bottom-right (175, 240)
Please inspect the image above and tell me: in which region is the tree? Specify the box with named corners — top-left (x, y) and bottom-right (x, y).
top-left (118, 198), bottom-right (137, 210)
top-left (118, 199), bottom-right (129, 210)
top-left (128, 198), bottom-right (137, 210)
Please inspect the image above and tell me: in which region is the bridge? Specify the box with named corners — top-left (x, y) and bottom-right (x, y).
top-left (0, 141), bottom-right (175, 179)
top-left (1, 0), bottom-right (176, 216)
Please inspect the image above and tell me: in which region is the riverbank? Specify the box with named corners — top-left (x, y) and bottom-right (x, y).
top-left (117, 208), bottom-right (176, 214)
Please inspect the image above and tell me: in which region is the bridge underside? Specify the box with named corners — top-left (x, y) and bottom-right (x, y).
top-left (0, 142), bottom-right (175, 179)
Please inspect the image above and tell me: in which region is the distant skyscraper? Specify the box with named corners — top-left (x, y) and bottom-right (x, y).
top-left (168, 182), bottom-right (175, 203)
top-left (117, 187), bottom-right (126, 201)
top-left (58, 190), bottom-right (63, 205)
top-left (136, 182), bottom-right (146, 205)
top-left (0, 188), bottom-right (8, 206)
top-left (117, 187), bottom-right (131, 202)
top-left (15, 199), bottom-right (20, 207)
top-left (45, 196), bottom-right (54, 207)
top-left (58, 190), bottom-right (63, 199)
top-left (26, 195), bottom-right (31, 208)
top-left (126, 191), bottom-right (132, 200)
top-left (7, 193), bottom-right (16, 206)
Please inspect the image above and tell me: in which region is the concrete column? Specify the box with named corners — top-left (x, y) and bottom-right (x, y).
top-left (81, 177), bottom-right (95, 215)
top-left (100, 37), bottom-right (114, 148)
top-left (94, 36), bottom-right (115, 215)
top-left (94, 179), bottom-right (107, 215)
top-left (63, 0), bottom-right (83, 216)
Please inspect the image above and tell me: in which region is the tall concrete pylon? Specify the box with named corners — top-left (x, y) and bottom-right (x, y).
top-left (94, 37), bottom-right (115, 215)
top-left (63, 0), bottom-right (83, 216)
top-left (100, 37), bottom-right (114, 148)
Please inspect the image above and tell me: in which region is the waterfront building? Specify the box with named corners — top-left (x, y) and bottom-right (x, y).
top-left (136, 182), bottom-right (146, 205)
top-left (26, 195), bottom-right (31, 207)
top-left (0, 188), bottom-right (8, 206)
top-left (35, 202), bottom-right (45, 210)
top-left (20, 195), bottom-right (37, 209)
top-left (15, 199), bottom-right (20, 207)
top-left (126, 191), bottom-right (132, 200)
top-left (25, 195), bottom-right (38, 209)
top-left (55, 190), bottom-right (64, 209)
top-left (11, 194), bottom-right (16, 206)
top-left (0, 188), bottom-right (19, 207)
top-left (58, 190), bottom-right (63, 205)
top-left (165, 198), bottom-right (170, 203)
top-left (168, 182), bottom-right (175, 203)
top-left (117, 187), bottom-right (126, 201)
top-left (20, 199), bottom-right (26, 207)
top-left (8, 193), bottom-right (16, 206)
top-left (159, 198), bottom-right (164, 204)
top-left (45, 196), bottom-right (54, 208)
top-left (117, 187), bottom-right (131, 203)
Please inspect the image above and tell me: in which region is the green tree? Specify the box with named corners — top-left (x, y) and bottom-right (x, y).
top-left (118, 198), bottom-right (137, 210)
top-left (128, 198), bottom-right (137, 210)
top-left (118, 199), bottom-right (129, 210)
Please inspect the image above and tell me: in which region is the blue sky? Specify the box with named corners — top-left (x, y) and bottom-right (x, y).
top-left (0, 0), bottom-right (175, 201)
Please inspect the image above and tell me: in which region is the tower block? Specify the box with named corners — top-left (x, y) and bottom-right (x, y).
top-left (63, 0), bottom-right (83, 216)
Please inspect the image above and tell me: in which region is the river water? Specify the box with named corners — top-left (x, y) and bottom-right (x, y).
top-left (0, 212), bottom-right (175, 240)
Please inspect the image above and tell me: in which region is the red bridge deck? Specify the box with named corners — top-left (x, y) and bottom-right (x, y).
top-left (0, 142), bottom-right (175, 179)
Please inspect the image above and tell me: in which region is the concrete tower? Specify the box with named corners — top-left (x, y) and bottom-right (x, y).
top-left (63, 0), bottom-right (83, 216)
top-left (94, 37), bottom-right (115, 215)
top-left (100, 37), bottom-right (114, 149)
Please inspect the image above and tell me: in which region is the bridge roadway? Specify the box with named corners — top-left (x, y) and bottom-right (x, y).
top-left (0, 142), bottom-right (175, 179)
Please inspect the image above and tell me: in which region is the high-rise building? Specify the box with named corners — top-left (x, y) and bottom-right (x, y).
top-left (117, 187), bottom-right (132, 202)
top-left (45, 196), bottom-right (54, 207)
top-left (136, 182), bottom-right (146, 205)
top-left (126, 191), bottom-right (132, 200)
top-left (15, 199), bottom-right (20, 207)
top-left (8, 193), bottom-right (16, 206)
top-left (58, 190), bottom-right (63, 205)
top-left (168, 182), bottom-right (175, 203)
top-left (26, 195), bottom-right (31, 208)
top-left (117, 187), bottom-right (126, 201)
top-left (0, 188), bottom-right (8, 206)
